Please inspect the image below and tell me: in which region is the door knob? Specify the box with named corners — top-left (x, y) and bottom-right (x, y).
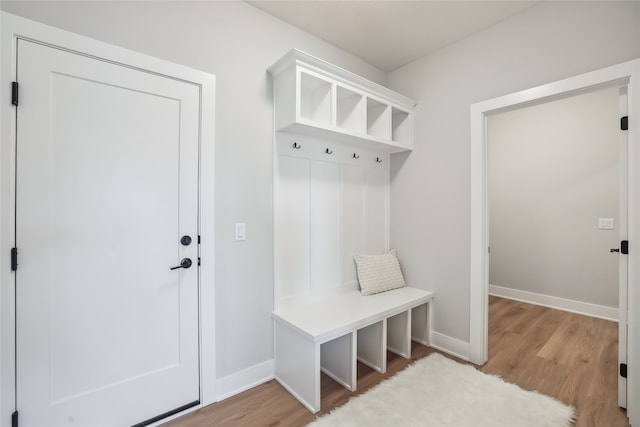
top-left (181, 235), bottom-right (192, 246)
top-left (170, 258), bottom-right (192, 270)
top-left (610, 248), bottom-right (620, 253)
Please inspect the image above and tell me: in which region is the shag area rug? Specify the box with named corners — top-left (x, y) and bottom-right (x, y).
top-left (308, 353), bottom-right (575, 427)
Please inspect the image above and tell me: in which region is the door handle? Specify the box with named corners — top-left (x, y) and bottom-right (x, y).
top-left (170, 258), bottom-right (192, 270)
top-left (611, 241), bottom-right (629, 254)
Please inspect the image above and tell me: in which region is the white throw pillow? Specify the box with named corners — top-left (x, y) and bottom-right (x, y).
top-left (353, 250), bottom-right (407, 296)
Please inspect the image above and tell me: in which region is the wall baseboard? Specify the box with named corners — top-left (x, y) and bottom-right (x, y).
top-left (489, 284), bottom-right (618, 322)
top-left (429, 332), bottom-right (470, 361)
top-left (216, 360), bottom-right (275, 401)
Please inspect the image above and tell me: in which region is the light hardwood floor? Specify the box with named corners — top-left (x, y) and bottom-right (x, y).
top-left (163, 296), bottom-right (629, 427)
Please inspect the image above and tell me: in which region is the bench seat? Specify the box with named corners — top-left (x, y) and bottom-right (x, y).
top-left (272, 286), bottom-right (433, 413)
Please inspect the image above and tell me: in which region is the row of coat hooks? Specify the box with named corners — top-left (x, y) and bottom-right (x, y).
top-left (291, 142), bottom-right (383, 163)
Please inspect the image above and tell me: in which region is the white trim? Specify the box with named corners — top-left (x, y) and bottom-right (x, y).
top-left (628, 59), bottom-right (640, 427)
top-left (0, 11), bottom-right (217, 423)
top-left (470, 58), bottom-right (640, 426)
top-left (215, 360), bottom-right (275, 401)
top-left (198, 36), bottom-right (217, 409)
top-left (489, 285), bottom-right (619, 322)
top-left (430, 332), bottom-right (470, 362)
top-left (618, 86), bottom-right (629, 408)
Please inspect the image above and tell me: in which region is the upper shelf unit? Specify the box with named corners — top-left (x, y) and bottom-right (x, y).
top-left (268, 49), bottom-right (417, 153)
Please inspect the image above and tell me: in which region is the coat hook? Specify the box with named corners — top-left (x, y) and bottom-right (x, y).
top-left (325, 148), bottom-right (333, 154)
top-left (353, 153), bottom-right (359, 159)
top-left (292, 142), bottom-right (301, 149)
top-left (376, 157), bottom-right (383, 163)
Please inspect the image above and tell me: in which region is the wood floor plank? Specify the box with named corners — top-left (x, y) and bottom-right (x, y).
top-left (163, 297), bottom-right (629, 427)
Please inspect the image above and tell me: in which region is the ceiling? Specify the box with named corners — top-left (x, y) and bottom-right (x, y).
top-left (247, 1), bottom-right (539, 72)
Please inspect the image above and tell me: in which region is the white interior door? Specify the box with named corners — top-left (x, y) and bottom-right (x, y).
top-left (618, 86), bottom-right (629, 409)
top-left (15, 39), bottom-right (200, 426)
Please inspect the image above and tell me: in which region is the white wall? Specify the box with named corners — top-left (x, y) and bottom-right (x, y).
top-left (387, 1), bottom-right (640, 344)
top-left (4, 0), bottom-right (639, 390)
top-left (487, 86), bottom-right (620, 308)
top-left (0, 0), bottom-right (386, 383)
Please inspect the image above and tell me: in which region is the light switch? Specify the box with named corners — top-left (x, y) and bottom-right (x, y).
top-left (235, 223), bottom-right (246, 241)
top-left (598, 218), bottom-right (614, 230)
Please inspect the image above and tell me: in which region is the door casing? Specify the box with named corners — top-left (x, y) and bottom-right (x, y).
top-left (470, 59), bottom-right (640, 426)
top-left (0, 11), bottom-right (217, 425)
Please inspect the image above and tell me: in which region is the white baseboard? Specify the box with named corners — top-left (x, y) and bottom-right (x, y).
top-left (216, 359), bottom-right (275, 401)
top-left (429, 332), bottom-right (470, 361)
top-left (489, 285), bottom-right (619, 322)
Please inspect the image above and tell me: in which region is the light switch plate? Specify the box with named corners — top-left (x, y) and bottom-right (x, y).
top-left (235, 223), bottom-right (246, 241)
top-left (598, 218), bottom-right (614, 230)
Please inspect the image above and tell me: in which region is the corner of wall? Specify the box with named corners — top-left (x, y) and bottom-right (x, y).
top-left (429, 332), bottom-right (471, 362)
top-left (215, 359), bottom-right (275, 402)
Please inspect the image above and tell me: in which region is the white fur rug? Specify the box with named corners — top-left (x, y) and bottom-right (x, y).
top-left (308, 353), bottom-right (575, 427)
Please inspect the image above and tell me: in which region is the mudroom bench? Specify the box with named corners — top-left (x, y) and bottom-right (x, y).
top-left (272, 286), bottom-right (433, 413)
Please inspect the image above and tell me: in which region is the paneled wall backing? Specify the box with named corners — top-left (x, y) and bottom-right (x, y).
top-left (274, 134), bottom-right (389, 309)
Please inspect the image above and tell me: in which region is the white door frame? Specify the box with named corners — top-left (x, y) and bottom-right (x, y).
top-left (469, 59), bottom-right (640, 424)
top-left (0, 12), bottom-right (217, 425)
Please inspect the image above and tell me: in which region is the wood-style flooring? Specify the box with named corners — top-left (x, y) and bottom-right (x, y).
top-left (163, 296), bottom-right (628, 427)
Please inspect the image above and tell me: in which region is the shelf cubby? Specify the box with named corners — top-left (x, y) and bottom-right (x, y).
top-left (367, 97), bottom-right (391, 140)
top-left (392, 107), bottom-right (412, 145)
top-left (336, 86), bottom-right (365, 133)
top-left (300, 71), bottom-right (332, 126)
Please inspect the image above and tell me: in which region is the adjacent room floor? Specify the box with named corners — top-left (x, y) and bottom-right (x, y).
top-left (163, 296), bottom-right (628, 427)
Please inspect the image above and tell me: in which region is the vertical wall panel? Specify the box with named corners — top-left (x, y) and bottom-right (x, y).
top-left (310, 161), bottom-right (341, 295)
top-left (275, 156), bottom-right (310, 302)
top-left (365, 163), bottom-right (388, 254)
top-left (275, 136), bottom-right (390, 305)
top-left (342, 165), bottom-right (366, 286)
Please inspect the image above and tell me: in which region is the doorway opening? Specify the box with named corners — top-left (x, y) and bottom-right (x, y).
top-left (487, 86), bottom-right (622, 318)
top-left (469, 59), bottom-right (640, 426)
top-left (484, 85), bottom-right (626, 419)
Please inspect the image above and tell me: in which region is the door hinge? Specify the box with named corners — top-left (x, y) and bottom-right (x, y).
top-left (11, 82), bottom-right (18, 106)
top-left (621, 116), bottom-right (628, 131)
top-left (11, 248), bottom-right (18, 271)
top-left (621, 240), bottom-right (629, 255)
top-left (620, 363), bottom-right (627, 378)
top-left (12, 410), bottom-right (18, 427)
top-left (198, 257), bottom-right (201, 266)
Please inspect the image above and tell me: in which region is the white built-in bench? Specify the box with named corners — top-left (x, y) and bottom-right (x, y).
top-left (268, 50), bottom-right (427, 414)
top-left (272, 286), bottom-right (433, 413)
